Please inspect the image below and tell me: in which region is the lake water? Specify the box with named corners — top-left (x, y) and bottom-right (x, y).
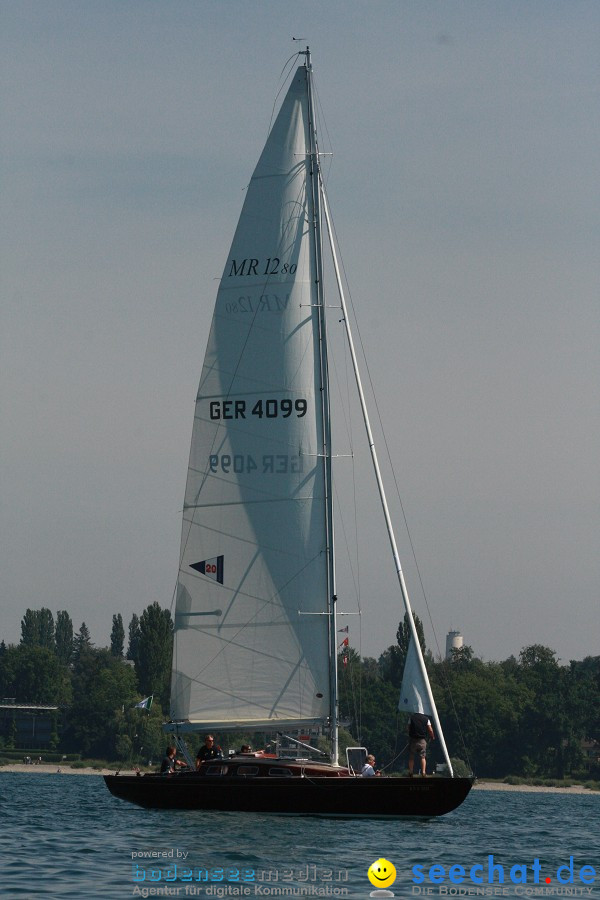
top-left (1, 774), bottom-right (598, 900)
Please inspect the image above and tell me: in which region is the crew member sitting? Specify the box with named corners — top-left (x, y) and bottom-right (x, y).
top-left (195, 734), bottom-right (223, 769)
top-left (160, 745), bottom-right (187, 775)
top-left (361, 754), bottom-right (381, 776)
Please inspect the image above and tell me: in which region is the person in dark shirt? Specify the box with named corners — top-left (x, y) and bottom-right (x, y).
top-left (195, 734), bottom-right (223, 769)
top-left (160, 745), bottom-right (187, 775)
top-left (408, 712), bottom-right (435, 776)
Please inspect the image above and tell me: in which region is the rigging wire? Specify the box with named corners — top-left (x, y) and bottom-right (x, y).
top-left (310, 65), bottom-right (364, 746)
top-left (311, 78), bottom-right (334, 191)
top-left (379, 732), bottom-right (409, 775)
top-left (265, 52), bottom-right (302, 137)
top-left (323, 189), bottom-right (472, 770)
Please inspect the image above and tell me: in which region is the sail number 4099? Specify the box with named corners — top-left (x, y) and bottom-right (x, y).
top-left (210, 398), bottom-right (307, 420)
top-left (209, 454), bottom-right (304, 475)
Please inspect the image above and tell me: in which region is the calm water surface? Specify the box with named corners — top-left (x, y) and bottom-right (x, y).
top-left (1, 773), bottom-right (598, 900)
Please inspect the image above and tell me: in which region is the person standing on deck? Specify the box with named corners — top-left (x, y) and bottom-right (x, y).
top-left (408, 713), bottom-right (435, 776)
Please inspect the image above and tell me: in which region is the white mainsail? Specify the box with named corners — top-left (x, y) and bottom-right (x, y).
top-left (170, 66), bottom-right (331, 731)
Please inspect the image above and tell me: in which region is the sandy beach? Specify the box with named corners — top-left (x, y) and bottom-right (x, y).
top-left (0, 764), bottom-right (597, 793)
top-left (472, 780), bottom-right (597, 795)
top-left (0, 763), bottom-right (139, 776)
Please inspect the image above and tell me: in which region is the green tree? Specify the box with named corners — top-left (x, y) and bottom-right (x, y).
top-left (110, 614), bottom-right (125, 658)
top-left (107, 699), bottom-right (170, 766)
top-left (135, 603), bottom-right (173, 709)
top-left (338, 649), bottom-right (401, 769)
top-left (73, 622), bottom-right (93, 660)
top-left (38, 608), bottom-right (55, 650)
top-left (449, 644), bottom-right (475, 668)
top-left (397, 611), bottom-right (425, 663)
top-left (127, 613), bottom-right (141, 663)
top-left (569, 656), bottom-right (600, 740)
top-left (66, 649), bottom-right (138, 757)
top-left (515, 645), bottom-right (570, 777)
top-left (55, 611), bottom-right (74, 665)
top-left (131, 702), bottom-right (167, 764)
top-left (20, 608), bottom-right (56, 650)
top-left (431, 653), bottom-right (531, 777)
top-left (0, 644), bottom-right (71, 705)
top-left (568, 656), bottom-right (600, 776)
top-left (378, 611), bottom-right (426, 688)
top-left (20, 609), bottom-right (40, 646)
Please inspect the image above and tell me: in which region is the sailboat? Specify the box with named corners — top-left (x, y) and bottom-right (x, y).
top-left (104, 49), bottom-right (474, 816)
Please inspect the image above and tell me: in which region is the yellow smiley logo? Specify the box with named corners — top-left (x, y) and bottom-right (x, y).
top-left (367, 858), bottom-right (397, 888)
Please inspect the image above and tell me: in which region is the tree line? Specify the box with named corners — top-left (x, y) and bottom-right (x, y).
top-left (0, 605), bottom-right (173, 762)
top-left (338, 614), bottom-right (600, 779)
top-left (1, 607), bottom-right (598, 779)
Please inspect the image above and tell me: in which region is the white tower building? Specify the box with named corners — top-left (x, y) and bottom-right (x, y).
top-left (445, 630), bottom-right (464, 660)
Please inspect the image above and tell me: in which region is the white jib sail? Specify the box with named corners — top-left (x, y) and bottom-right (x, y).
top-left (398, 635), bottom-right (432, 716)
top-left (170, 66), bottom-right (331, 730)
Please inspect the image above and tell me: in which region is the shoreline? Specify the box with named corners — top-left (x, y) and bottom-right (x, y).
top-left (0, 764), bottom-right (597, 793)
top-left (0, 763), bottom-right (138, 776)
top-left (472, 780), bottom-right (597, 795)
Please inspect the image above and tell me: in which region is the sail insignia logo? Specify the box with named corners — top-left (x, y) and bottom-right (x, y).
top-left (190, 555), bottom-right (224, 584)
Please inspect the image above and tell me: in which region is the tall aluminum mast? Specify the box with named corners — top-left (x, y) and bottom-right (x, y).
top-left (304, 47), bottom-right (339, 767)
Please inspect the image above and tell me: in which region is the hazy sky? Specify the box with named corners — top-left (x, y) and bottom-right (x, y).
top-left (2, 1), bottom-right (598, 666)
